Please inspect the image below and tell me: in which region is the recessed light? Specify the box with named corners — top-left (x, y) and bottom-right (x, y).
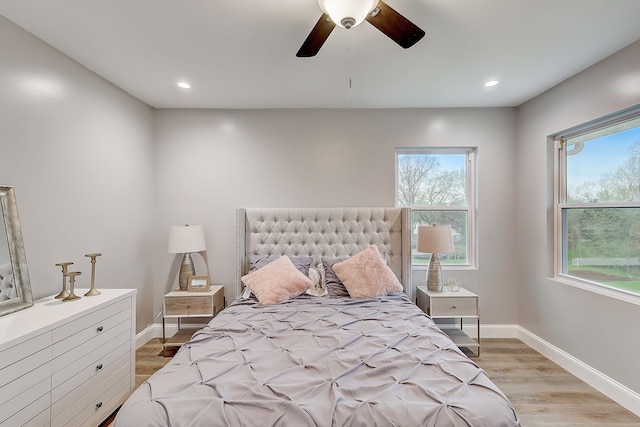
top-left (177, 82), bottom-right (191, 89)
top-left (484, 80), bottom-right (499, 87)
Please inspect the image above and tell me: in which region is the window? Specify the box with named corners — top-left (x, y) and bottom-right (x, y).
top-left (554, 107), bottom-right (640, 296)
top-left (395, 147), bottom-right (477, 268)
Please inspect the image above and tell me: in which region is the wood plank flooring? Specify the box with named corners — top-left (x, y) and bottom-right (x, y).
top-left (476, 339), bottom-right (639, 426)
top-left (108, 338), bottom-right (640, 426)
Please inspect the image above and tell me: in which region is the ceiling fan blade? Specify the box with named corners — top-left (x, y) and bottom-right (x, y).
top-left (366, 0), bottom-right (425, 49)
top-left (296, 13), bottom-right (336, 57)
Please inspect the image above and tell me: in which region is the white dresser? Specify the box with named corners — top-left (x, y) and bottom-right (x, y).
top-left (0, 289), bottom-right (136, 427)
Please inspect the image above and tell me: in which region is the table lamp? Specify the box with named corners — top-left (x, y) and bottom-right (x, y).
top-left (168, 225), bottom-right (206, 291)
top-left (417, 224), bottom-right (454, 292)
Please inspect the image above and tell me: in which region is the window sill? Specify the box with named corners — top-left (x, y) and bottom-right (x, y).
top-left (550, 275), bottom-right (640, 306)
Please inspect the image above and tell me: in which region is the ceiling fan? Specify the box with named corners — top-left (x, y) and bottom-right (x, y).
top-left (296, 0), bottom-right (425, 57)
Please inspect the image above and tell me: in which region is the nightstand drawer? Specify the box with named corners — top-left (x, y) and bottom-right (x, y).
top-left (165, 296), bottom-right (213, 316)
top-left (431, 297), bottom-right (477, 317)
top-left (162, 286), bottom-right (225, 355)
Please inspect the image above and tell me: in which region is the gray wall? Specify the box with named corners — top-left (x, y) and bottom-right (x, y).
top-left (0, 16), bottom-right (156, 331)
top-left (153, 108), bottom-right (519, 325)
top-left (516, 39), bottom-right (640, 393)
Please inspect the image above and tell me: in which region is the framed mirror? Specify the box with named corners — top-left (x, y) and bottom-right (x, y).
top-left (0, 186), bottom-right (33, 317)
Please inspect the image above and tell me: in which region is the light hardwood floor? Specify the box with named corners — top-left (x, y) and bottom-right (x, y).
top-left (108, 338), bottom-right (640, 426)
top-left (476, 339), bottom-right (639, 426)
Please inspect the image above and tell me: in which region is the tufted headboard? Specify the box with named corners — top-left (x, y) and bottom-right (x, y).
top-left (236, 207), bottom-right (412, 300)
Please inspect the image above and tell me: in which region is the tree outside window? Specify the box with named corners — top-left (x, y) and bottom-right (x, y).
top-left (396, 148), bottom-right (476, 267)
top-left (556, 112), bottom-right (640, 295)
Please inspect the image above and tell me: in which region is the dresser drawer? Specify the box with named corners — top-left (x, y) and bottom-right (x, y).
top-left (22, 406), bottom-right (49, 427)
top-left (0, 332), bottom-right (51, 371)
top-left (52, 297), bottom-right (130, 343)
top-left (52, 301), bottom-right (130, 358)
top-left (165, 295), bottom-right (214, 316)
top-left (82, 378), bottom-right (130, 427)
top-left (0, 377), bottom-right (49, 425)
top-left (52, 349), bottom-right (130, 419)
top-left (0, 392), bottom-right (49, 427)
top-left (52, 362), bottom-right (130, 427)
top-left (430, 296), bottom-right (478, 317)
top-left (52, 330), bottom-right (130, 399)
top-left (52, 314), bottom-right (130, 385)
top-left (0, 332), bottom-right (51, 403)
top-left (0, 362), bottom-right (50, 408)
top-left (0, 345), bottom-right (50, 390)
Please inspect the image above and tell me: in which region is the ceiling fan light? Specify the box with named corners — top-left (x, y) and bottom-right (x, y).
top-left (317, 0), bottom-right (379, 29)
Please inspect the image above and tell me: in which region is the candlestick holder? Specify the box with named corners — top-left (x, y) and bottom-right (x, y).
top-left (63, 271), bottom-right (82, 302)
top-left (84, 253), bottom-right (102, 296)
top-left (54, 262), bottom-right (73, 299)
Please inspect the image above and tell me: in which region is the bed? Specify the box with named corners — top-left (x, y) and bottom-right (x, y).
top-left (114, 207), bottom-right (520, 426)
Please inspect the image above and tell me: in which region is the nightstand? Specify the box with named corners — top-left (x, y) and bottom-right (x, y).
top-left (416, 286), bottom-right (480, 357)
top-left (162, 285), bottom-right (225, 356)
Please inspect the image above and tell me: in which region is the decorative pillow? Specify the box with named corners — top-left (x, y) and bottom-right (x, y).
top-left (242, 256), bottom-right (312, 305)
top-left (322, 257), bottom-right (350, 297)
top-left (249, 255), bottom-right (313, 276)
top-left (332, 245), bottom-right (403, 298)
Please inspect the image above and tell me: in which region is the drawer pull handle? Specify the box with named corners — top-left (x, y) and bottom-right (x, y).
top-left (452, 306), bottom-right (457, 309)
top-left (96, 363), bottom-right (103, 370)
top-left (97, 326), bottom-right (104, 332)
top-left (96, 401), bottom-right (103, 409)
top-left (186, 304), bottom-right (191, 309)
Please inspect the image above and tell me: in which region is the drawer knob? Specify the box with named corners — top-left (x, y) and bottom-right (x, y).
top-left (452, 305), bottom-right (457, 309)
top-left (96, 363), bottom-right (103, 370)
top-left (97, 326), bottom-right (104, 332)
top-left (96, 401), bottom-right (103, 409)
top-left (186, 304), bottom-right (191, 308)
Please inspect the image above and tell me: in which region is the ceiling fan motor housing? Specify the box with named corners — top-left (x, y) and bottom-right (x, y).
top-left (317, 0), bottom-right (379, 29)
top-left (341, 17), bottom-right (356, 29)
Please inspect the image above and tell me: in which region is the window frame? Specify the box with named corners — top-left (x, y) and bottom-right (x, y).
top-left (552, 104), bottom-right (640, 301)
top-left (395, 146), bottom-right (478, 270)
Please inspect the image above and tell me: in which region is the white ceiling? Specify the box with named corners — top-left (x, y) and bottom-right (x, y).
top-left (2, 0), bottom-right (640, 109)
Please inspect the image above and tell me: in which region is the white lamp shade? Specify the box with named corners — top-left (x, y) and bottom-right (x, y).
top-left (168, 225), bottom-right (206, 253)
top-left (317, 0), bottom-right (379, 28)
top-left (417, 224), bottom-right (454, 254)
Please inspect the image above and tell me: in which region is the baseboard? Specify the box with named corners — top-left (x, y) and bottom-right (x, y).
top-left (462, 323), bottom-right (519, 338)
top-left (517, 326), bottom-right (640, 417)
top-left (135, 324), bottom-right (158, 349)
top-left (134, 322), bottom-right (640, 417)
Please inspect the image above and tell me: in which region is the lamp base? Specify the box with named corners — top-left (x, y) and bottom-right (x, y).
top-left (179, 253), bottom-right (196, 291)
top-left (427, 253), bottom-right (444, 292)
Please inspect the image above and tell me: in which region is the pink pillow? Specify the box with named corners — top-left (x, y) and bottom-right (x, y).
top-left (241, 255), bottom-right (312, 305)
top-left (332, 245), bottom-right (403, 298)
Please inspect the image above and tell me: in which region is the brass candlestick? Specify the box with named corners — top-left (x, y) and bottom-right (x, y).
top-left (84, 253), bottom-right (102, 296)
top-left (54, 262), bottom-right (73, 299)
top-left (63, 271), bottom-right (82, 302)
